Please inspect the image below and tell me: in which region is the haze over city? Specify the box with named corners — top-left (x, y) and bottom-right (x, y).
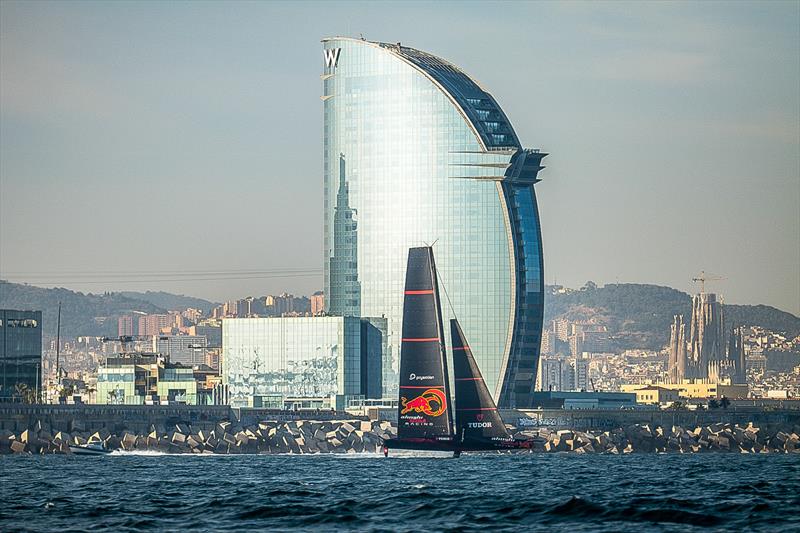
top-left (2, 3), bottom-right (800, 532)
top-left (1, 0), bottom-right (798, 315)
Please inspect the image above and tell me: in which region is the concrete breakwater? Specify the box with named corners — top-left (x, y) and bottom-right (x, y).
top-left (518, 422), bottom-right (800, 454)
top-left (0, 418), bottom-right (397, 455)
top-left (1, 418), bottom-right (799, 455)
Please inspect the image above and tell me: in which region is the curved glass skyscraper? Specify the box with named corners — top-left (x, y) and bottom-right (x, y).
top-left (322, 38), bottom-right (546, 408)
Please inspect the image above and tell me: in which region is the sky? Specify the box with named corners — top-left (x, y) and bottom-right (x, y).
top-left (1, 1), bottom-right (798, 315)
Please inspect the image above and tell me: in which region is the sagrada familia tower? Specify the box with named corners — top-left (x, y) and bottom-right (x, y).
top-left (667, 292), bottom-right (746, 384)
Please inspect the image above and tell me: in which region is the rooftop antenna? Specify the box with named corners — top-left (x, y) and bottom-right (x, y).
top-left (360, 33), bottom-right (365, 41)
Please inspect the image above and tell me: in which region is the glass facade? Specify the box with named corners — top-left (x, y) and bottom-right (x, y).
top-left (222, 316), bottom-right (372, 408)
top-left (0, 309), bottom-right (42, 398)
top-left (322, 38), bottom-right (546, 407)
top-left (155, 335), bottom-right (208, 366)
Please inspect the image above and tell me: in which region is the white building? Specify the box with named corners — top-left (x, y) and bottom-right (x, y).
top-left (222, 316), bottom-right (383, 409)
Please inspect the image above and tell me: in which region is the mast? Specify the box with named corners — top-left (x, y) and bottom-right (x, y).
top-left (396, 247), bottom-right (454, 440)
top-left (451, 318), bottom-right (511, 443)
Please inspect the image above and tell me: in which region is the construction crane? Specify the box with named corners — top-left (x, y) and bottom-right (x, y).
top-left (692, 271), bottom-right (726, 294)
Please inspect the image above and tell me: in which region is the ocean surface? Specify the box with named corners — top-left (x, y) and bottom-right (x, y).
top-left (1, 452), bottom-right (799, 532)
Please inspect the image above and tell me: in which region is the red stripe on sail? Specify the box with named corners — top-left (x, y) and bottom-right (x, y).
top-left (455, 377), bottom-right (483, 381)
top-left (405, 290), bottom-right (434, 295)
top-left (456, 407), bottom-right (497, 411)
top-left (452, 347), bottom-right (470, 351)
top-left (402, 337), bottom-right (439, 342)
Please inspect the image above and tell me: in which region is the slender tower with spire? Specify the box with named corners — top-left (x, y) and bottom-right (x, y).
top-left (327, 154), bottom-right (361, 317)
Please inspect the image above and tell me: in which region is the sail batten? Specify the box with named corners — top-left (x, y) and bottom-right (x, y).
top-left (396, 247), bottom-right (454, 440)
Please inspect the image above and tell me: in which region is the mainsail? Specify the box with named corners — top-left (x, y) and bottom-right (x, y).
top-left (451, 318), bottom-right (512, 442)
top-left (397, 247), bottom-right (454, 440)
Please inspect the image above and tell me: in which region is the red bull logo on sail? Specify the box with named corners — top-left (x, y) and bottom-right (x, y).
top-left (400, 388), bottom-right (447, 417)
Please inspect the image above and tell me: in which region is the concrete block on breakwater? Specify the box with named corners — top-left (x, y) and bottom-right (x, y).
top-left (514, 422), bottom-right (800, 454)
top-left (0, 418), bottom-right (397, 455)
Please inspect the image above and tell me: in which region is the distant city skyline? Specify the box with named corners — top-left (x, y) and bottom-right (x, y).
top-left (1, 1), bottom-right (798, 315)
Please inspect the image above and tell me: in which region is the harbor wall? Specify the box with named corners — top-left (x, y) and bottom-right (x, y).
top-left (0, 404), bottom-right (363, 434)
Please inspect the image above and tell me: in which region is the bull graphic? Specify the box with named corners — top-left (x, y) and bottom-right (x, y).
top-left (400, 388), bottom-right (447, 417)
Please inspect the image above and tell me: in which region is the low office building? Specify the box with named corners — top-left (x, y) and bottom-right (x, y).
top-left (0, 309), bottom-right (42, 399)
top-left (153, 335), bottom-right (208, 366)
top-left (632, 386), bottom-right (680, 405)
top-left (156, 366), bottom-right (197, 405)
top-left (222, 316), bottom-right (384, 409)
top-left (621, 380), bottom-right (749, 400)
top-left (95, 354), bottom-right (199, 405)
top-left (531, 391), bottom-right (638, 410)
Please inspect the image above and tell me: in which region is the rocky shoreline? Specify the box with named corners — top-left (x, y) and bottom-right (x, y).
top-left (1, 419), bottom-right (798, 455)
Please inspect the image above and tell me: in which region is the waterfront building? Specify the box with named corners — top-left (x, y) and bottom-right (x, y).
top-left (621, 381), bottom-right (748, 400)
top-left (631, 386), bottom-right (680, 405)
top-left (156, 366), bottom-right (198, 405)
top-left (0, 309), bottom-right (42, 399)
top-left (322, 38), bottom-right (547, 407)
top-left (222, 316), bottom-right (384, 409)
top-left (95, 354), bottom-right (200, 405)
top-left (530, 391), bottom-right (637, 410)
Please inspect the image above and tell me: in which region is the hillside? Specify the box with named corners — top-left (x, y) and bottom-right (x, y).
top-left (2, 281), bottom-right (797, 351)
top-left (545, 283), bottom-right (800, 350)
top-left (118, 291), bottom-right (216, 314)
top-left (0, 282), bottom-right (166, 340)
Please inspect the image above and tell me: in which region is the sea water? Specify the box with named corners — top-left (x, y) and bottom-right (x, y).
top-left (1, 453), bottom-right (798, 531)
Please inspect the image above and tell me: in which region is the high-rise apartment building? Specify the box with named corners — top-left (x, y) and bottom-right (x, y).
top-left (117, 315), bottom-right (134, 337)
top-left (322, 38), bottom-right (547, 407)
top-left (138, 314), bottom-right (169, 337)
top-left (310, 291), bottom-right (325, 316)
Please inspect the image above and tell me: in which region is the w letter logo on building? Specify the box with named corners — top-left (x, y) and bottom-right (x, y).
top-left (324, 48), bottom-right (341, 69)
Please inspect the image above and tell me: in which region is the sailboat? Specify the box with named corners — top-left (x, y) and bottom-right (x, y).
top-left (382, 246), bottom-right (539, 457)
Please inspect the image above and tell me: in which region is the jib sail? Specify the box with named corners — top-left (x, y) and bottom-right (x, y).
top-left (397, 247), bottom-right (453, 440)
top-left (451, 318), bottom-right (511, 442)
